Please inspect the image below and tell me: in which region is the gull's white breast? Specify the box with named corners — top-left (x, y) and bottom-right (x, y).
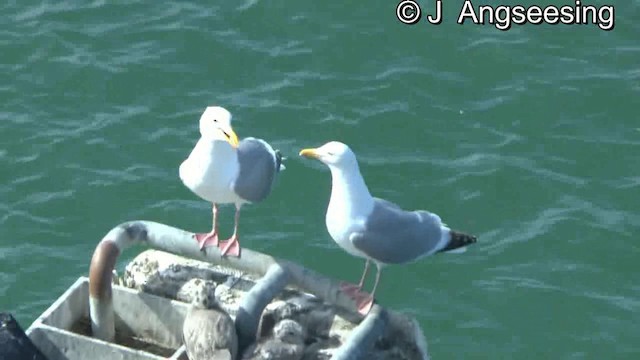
top-left (179, 138), bottom-right (241, 204)
top-left (325, 198), bottom-right (370, 260)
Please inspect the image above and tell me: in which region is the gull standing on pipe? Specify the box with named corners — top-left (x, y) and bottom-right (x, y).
top-left (179, 106), bottom-right (285, 257)
top-left (299, 141), bottom-right (477, 315)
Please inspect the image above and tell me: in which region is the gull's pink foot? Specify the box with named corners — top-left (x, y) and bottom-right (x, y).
top-left (193, 232), bottom-right (219, 251)
top-left (341, 285), bottom-right (375, 315)
top-left (219, 236), bottom-right (240, 257)
top-left (339, 282), bottom-right (362, 297)
top-left (352, 291), bottom-right (375, 315)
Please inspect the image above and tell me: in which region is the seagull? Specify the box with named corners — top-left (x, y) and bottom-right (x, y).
top-left (241, 319), bottom-right (305, 360)
top-left (179, 106), bottom-right (285, 257)
top-left (299, 141), bottom-right (477, 315)
top-left (182, 286), bottom-right (238, 360)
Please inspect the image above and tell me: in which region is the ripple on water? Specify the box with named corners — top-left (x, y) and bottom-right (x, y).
top-left (219, 78), bottom-right (305, 105)
top-left (9, 188), bottom-right (71, 205)
top-left (582, 291), bottom-right (640, 313)
top-left (459, 32), bottom-right (531, 52)
top-left (483, 208), bottom-right (577, 255)
top-left (0, 204), bottom-right (63, 226)
top-left (478, 275), bottom-right (563, 294)
top-left (606, 176), bottom-right (640, 190)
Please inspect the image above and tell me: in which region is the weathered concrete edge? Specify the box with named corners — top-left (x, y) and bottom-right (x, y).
top-left (88, 220), bottom-right (426, 359)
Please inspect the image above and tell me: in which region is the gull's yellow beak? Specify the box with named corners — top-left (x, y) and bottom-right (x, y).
top-left (299, 148), bottom-right (319, 159)
top-left (221, 127), bottom-right (239, 148)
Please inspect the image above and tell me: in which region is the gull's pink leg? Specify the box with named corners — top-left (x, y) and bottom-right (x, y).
top-left (354, 265), bottom-right (380, 316)
top-left (340, 260), bottom-right (370, 297)
top-left (219, 206), bottom-right (241, 257)
top-left (193, 204), bottom-right (219, 251)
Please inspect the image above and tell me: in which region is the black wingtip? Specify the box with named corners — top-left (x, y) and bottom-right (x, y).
top-left (275, 150), bottom-right (284, 172)
top-left (438, 230), bottom-right (477, 253)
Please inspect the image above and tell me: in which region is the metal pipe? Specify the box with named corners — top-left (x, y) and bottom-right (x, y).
top-left (168, 345), bottom-right (186, 360)
top-left (331, 305), bottom-right (388, 360)
top-left (88, 221), bottom-right (366, 341)
top-left (235, 263), bottom-right (290, 353)
top-left (88, 234), bottom-right (119, 341)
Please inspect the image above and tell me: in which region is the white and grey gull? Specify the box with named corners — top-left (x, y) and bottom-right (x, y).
top-left (299, 141), bottom-right (477, 315)
top-left (179, 106), bottom-right (285, 257)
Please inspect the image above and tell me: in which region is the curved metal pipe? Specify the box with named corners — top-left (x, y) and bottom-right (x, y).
top-left (331, 305), bottom-right (388, 360)
top-left (88, 240), bottom-right (119, 341)
top-left (88, 221), bottom-right (375, 342)
top-left (235, 263), bottom-right (290, 353)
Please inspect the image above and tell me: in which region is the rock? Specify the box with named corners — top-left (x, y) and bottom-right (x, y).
top-left (302, 338), bottom-right (339, 360)
top-left (122, 250), bottom-right (250, 316)
top-left (182, 282), bottom-right (238, 360)
top-left (0, 312), bottom-right (49, 360)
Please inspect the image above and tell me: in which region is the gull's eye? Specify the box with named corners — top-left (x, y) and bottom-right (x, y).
top-left (213, 119), bottom-right (218, 123)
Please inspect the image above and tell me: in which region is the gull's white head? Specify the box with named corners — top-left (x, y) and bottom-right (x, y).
top-left (299, 141), bottom-right (358, 170)
top-left (198, 106), bottom-right (239, 148)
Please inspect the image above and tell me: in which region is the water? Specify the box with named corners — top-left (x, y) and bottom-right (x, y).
top-left (1, 1), bottom-right (638, 358)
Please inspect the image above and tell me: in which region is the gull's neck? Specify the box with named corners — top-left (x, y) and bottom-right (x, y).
top-left (187, 134), bottom-right (236, 169)
top-left (328, 162), bottom-right (374, 217)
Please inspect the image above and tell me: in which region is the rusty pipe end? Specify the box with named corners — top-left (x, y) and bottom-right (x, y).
top-left (89, 240), bottom-right (120, 301)
top-left (88, 222), bottom-right (149, 342)
top-left (88, 239), bottom-right (120, 341)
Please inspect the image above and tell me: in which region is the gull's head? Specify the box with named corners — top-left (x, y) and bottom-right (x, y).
top-left (274, 319), bottom-right (306, 345)
top-left (189, 282), bottom-right (218, 310)
top-left (198, 106), bottom-right (239, 148)
top-left (299, 141), bottom-right (357, 169)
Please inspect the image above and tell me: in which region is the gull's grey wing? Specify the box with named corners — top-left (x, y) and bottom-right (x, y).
top-left (232, 137), bottom-right (284, 203)
top-left (350, 198), bottom-right (448, 265)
